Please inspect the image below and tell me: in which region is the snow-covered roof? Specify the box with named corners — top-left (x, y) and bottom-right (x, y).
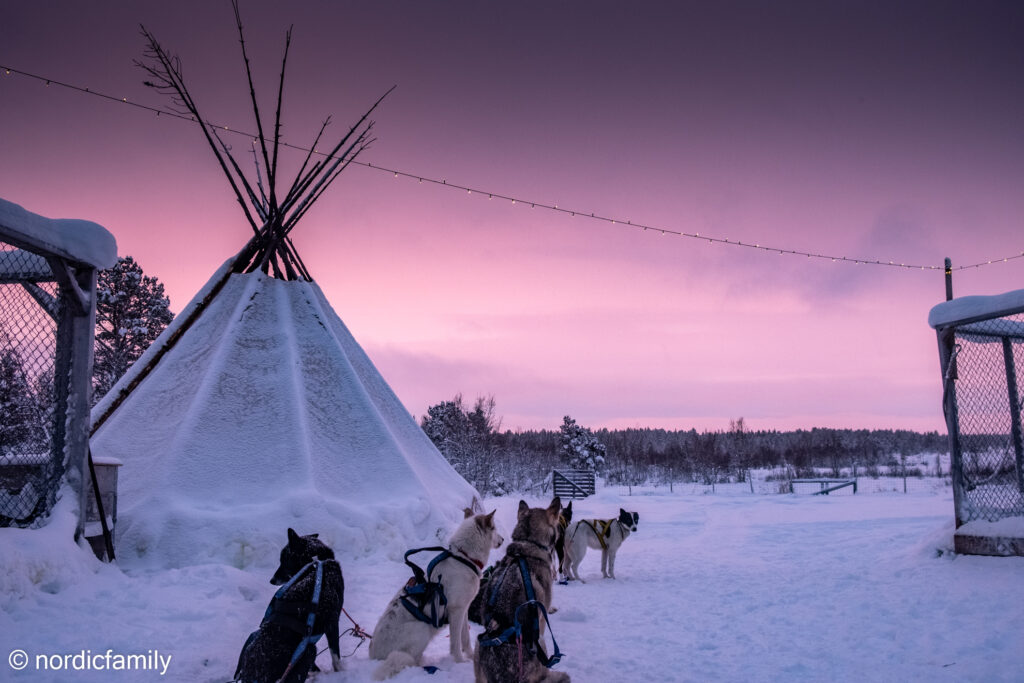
top-left (0, 197), bottom-right (117, 270)
top-left (928, 288), bottom-right (1024, 330)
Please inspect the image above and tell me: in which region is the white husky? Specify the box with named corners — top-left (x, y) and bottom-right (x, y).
top-left (562, 508), bottom-right (639, 581)
top-left (369, 508), bottom-right (503, 679)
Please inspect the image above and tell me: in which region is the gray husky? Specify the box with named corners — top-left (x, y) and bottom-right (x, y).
top-left (474, 497), bottom-right (570, 683)
top-left (562, 508), bottom-right (639, 581)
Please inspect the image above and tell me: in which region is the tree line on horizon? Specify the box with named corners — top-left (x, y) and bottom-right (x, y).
top-left (420, 396), bottom-right (950, 495)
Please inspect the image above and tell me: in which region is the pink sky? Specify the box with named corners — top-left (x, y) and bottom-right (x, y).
top-left (2, 1), bottom-right (1022, 433)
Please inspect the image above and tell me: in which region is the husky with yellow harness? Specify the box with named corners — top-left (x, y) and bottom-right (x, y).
top-left (562, 509), bottom-right (639, 581)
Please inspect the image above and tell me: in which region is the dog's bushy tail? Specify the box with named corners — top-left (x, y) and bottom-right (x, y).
top-left (372, 650), bottom-right (418, 681)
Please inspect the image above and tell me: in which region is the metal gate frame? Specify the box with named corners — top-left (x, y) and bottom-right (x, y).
top-left (930, 289), bottom-right (1024, 555)
top-left (1, 207), bottom-right (105, 539)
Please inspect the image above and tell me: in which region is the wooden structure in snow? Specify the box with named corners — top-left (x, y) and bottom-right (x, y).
top-left (789, 478), bottom-right (857, 495)
top-left (553, 469), bottom-right (596, 499)
top-left (930, 288), bottom-right (1024, 556)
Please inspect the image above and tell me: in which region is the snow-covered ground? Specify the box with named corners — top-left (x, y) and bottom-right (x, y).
top-left (2, 481), bottom-right (1022, 682)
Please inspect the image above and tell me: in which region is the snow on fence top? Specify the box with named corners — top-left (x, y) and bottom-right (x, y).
top-left (0, 197), bottom-right (117, 269)
top-left (928, 287), bottom-right (1024, 330)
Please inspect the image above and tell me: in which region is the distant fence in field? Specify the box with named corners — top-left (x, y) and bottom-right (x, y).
top-left (604, 473), bottom-right (952, 497)
top-left (790, 478), bottom-right (858, 495)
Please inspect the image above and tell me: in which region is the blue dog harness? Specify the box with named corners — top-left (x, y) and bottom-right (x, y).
top-left (399, 546), bottom-right (481, 628)
top-left (236, 558), bottom-right (334, 683)
top-left (276, 559), bottom-right (328, 679)
top-left (477, 556), bottom-right (564, 670)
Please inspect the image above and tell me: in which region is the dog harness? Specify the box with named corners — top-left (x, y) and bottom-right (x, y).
top-left (577, 519), bottom-right (613, 550)
top-left (236, 558), bottom-right (337, 683)
top-left (399, 546), bottom-right (482, 628)
top-left (477, 555), bottom-right (564, 672)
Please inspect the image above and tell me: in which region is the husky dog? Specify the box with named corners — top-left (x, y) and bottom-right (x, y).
top-left (475, 497), bottom-right (570, 683)
top-left (370, 509), bottom-right (503, 680)
top-left (554, 501), bottom-right (573, 583)
top-left (235, 529), bottom-right (345, 683)
top-left (562, 508), bottom-right (639, 581)
top-left (471, 499), bottom-right (571, 623)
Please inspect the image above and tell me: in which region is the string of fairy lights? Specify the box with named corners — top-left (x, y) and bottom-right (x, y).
top-left (3, 64), bottom-right (1023, 274)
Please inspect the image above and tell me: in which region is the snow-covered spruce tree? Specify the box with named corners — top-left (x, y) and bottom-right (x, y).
top-left (421, 396), bottom-right (473, 463)
top-left (93, 256), bottom-right (173, 404)
top-left (421, 394), bottom-right (504, 494)
top-left (559, 415), bottom-right (606, 472)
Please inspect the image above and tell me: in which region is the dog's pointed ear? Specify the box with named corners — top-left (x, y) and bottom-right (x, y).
top-left (547, 496), bottom-right (562, 522)
top-left (478, 509), bottom-right (496, 529)
top-left (463, 507), bottom-right (474, 519)
top-left (566, 501), bottom-right (573, 513)
top-left (518, 500), bottom-right (529, 519)
top-left (287, 528), bottom-right (300, 544)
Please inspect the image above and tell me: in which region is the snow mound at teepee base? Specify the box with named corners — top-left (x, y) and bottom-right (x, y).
top-left (91, 270), bottom-right (477, 569)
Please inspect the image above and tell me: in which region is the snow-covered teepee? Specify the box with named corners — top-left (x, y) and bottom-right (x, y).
top-left (90, 11), bottom-right (477, 568)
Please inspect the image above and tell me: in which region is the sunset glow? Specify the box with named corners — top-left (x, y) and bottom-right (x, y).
top-left (2, 1), bottom-right (1022, 432)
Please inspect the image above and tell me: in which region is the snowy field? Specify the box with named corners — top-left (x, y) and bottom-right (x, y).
top-left (2, 481), bottom-right (1023, 682)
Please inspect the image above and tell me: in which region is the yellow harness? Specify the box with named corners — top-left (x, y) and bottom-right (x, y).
top-left (582, 519), bottom-right (613, 551)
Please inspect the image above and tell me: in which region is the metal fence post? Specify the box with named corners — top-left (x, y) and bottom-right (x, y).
top-left (1002, 337), bottom-right (1024, 494)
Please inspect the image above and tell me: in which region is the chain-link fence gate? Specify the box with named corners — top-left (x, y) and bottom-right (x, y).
top-left (931, 292), bottom-right (1024, 555)
top-left (0, 202), bottom-right (109, 537)
top-left (1, 242), bottom-right (69, 525)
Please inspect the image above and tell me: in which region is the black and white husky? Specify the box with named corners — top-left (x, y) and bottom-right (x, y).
top-left (234, 528), bottom-right (345, 683)
top-left (369, 508), bottom-right (503, 680)
top-left (562, 508), bottom-right (639, 581)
